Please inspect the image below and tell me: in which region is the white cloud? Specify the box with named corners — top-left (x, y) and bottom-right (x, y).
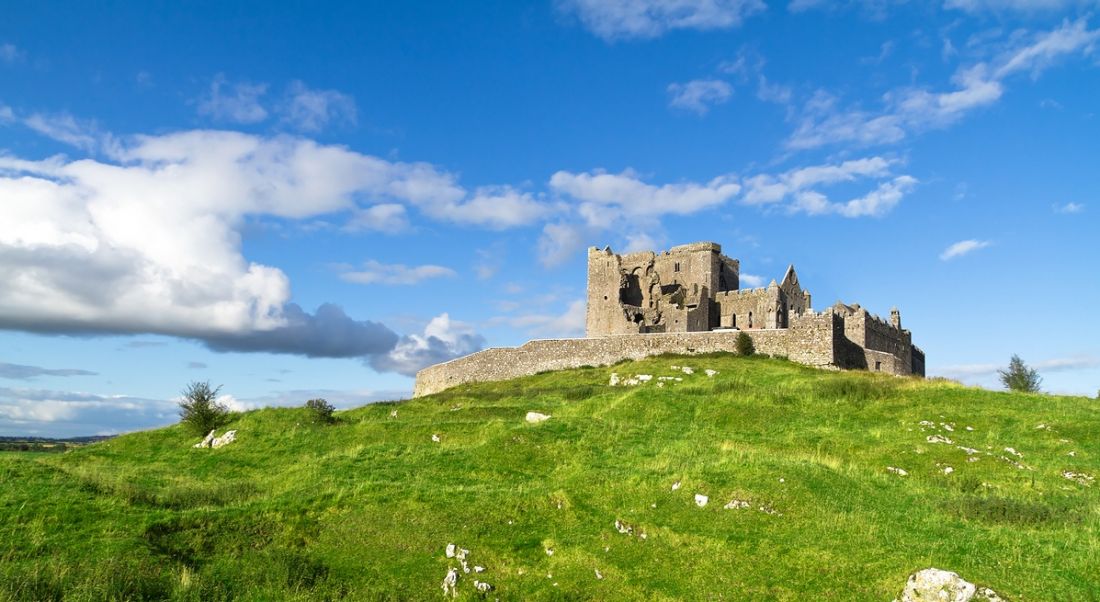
top-left (668, 79), bottom-right (733, 114)
top-left (0, 127), bottom-right (505, 367)
top-left (550, 168), bottom-right (741, 224)
top-left (940, 239), bottom-right (991, 260)
top-left (1054, 201), bottom-right (1085, 213)
top-left (559, 0), bottom-right (766, 40)
top-left (338, 260), bottom-right (457, 286)
top-left (538, 222), bottom-right (594, 267)
top-left (740, 273), bottom-right (765, 287)
top-left (424, 186), bottom-right (555, 229)
top-left (494, 299), bottom-right (587, 338)
top-left (197, 74), bottom-right (269, 124)
top-left (368, 314), bottom-right (485, 376)
top-left (787, 18), bottom-right (1100, 150)
top-left (278, 80), bottom-right (357, 132)
top-left (21, 112), bottom-right (105, 152)
top-left (0, 386), bottom-right (177, 437)
top-left (344, 203), bottom-right (410, 233)
top-left (945, 0), bottom-right (1100, 14)
top-left (1, 43), bottom-right (24, 64)
top-left (741, 156), bottom-right (916, 217)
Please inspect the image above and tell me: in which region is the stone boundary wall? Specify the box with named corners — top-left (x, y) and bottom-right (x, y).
top-left (413, 327), bottom-right (836, 397)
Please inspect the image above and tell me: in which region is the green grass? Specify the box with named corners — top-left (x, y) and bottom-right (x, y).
top-left (1, 354), bottom-right (1098, 600)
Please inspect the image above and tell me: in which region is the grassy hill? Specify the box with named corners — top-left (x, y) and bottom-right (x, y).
top-left (1, 354), bottom-right (1097, 601)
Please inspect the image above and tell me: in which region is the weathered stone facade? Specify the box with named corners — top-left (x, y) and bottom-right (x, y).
top-left (413, 241), bottom-right (924, 397)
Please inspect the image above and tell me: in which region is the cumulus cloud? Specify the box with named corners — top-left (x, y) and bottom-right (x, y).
top-left (559, 0), bottom-right (766, 40)
top-left (538, 169), bottom-right (740, 265)
top-left (0, 362), bottom-right (97, 380)
top-left (368, 314), bottom-right (485, 376)
top-left (742, 156), bottom-right (917, 217)
top-left (550, 168), bottom-right (741, 224)
top-left (278, 80), bottom-right (358, 132)
top-left (0, 127), bottom-right (497, 371)
top-left (668, 79), bottom-right (733, 114)
top-left (940, 239), bottom-right (991, 260)
top-left (197, 74), bottom-right (269, 124)
top-left (787, 18), bottom-right (1100, 150)
top-left (338, 260), bottom-right (457, 286)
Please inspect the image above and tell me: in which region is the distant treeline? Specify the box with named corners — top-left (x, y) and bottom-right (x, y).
top-left (0, 435), bottom-right (113, 453)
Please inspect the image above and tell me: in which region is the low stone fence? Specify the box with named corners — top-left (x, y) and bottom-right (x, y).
top-left (413, 328), bottom-right (835, 397)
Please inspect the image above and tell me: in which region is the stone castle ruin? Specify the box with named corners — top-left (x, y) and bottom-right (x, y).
top-left (414, 242), bottom-right (924, 397)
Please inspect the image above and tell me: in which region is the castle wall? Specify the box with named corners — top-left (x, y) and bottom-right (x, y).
top-left (413, 325), bottom-right (838, 397)
top-left (715, 287), bottom-right (781, 329)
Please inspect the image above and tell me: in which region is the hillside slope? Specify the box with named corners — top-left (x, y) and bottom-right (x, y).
top-left (1, 355), bottom-right (1097, 601)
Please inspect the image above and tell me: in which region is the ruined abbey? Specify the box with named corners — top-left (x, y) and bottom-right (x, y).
top-left (414, 242), bottom-right (924, 397)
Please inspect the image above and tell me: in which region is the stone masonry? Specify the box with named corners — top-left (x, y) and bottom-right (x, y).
top-left (414, 242), bottom-right (924, 397)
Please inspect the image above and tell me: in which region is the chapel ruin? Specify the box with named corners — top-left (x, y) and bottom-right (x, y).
top-left (413, 241), bottom-right (924, 397)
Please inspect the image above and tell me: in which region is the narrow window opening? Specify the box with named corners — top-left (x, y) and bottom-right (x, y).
top-left (674, 262), bottom-right (681, 272)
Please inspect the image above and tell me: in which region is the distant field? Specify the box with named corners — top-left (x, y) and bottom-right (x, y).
top-left (1, 354), bottom-right (1097, 600)
top-left (0, 436), bottom-right (112, 453)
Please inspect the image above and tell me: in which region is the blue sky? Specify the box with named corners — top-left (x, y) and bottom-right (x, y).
top-left (2, 0), bottom-right (1098, 437)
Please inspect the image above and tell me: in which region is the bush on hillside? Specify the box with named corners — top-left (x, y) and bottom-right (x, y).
top-left (179, 381), bottom-right (229, 436)
top-left (735, 331), bottom-right (755, 357)
top-left (998, 354), bottom-right (1042, 393)
top-left (305, 398), bottom-right (336, 425)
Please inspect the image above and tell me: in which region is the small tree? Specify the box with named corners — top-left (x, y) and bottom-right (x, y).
top-left (179, 381), bottom-right (229, 436)
top-left (998, 355), bottom-right (1042, 393)
top-left (305, 398), bottom-right (336, 425)
top-left (735, 331), bottom-right (755, 357)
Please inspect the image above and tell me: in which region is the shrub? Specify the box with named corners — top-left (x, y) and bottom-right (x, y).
top-left (179, 381), bottom-right (228, 436)
top-left (305, 398), bottom-right (336, 424)
top-left (998, 354), bottom-right (1042, 393)
top-left (735, 331), bottom-right (755, 356)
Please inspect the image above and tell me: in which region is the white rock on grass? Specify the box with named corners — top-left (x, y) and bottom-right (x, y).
top-left (595, 569), bottom-right (604, 580)
top-left (723, 499), bottom-right (750, 510)
top-left (432, 434), bottom-right (441, 443)
top-left (704, 369), bottom-right (718, 377)
top-left (926, 434), bottom-right (954, 445)
top-left (1062, 470), bottom-right (1095, 485)
top-left (525, 411), bottom-right (551, 423)
top-left (636, 374), bottom-right (653, 382)
top-left (390, 410), bottom-right (398, 418)
top-left (441, 568), bottom-right (458, 598)
top-left (681, 366), bottom-right (694, 375)
top-left (473, 566), bottom-right (485, 573)
top-left (1004, 447), bottom-right (1022, 457)
top-left (897, 568), bottom-right (1005, 602)
top-left (694, 494), bottom-right (709, 507)
top-left (887, 466), bottom-right (908, 476)
top-left (671, 480), bottom-right (682, 491)
top-left (211, 430), bottom-right (237, 449)
top-left (193, 429), bottom-right (216, 448)
top-left (445, 543), bottom-right (456, 558)
top-left (943, 466), bottom-right (954, 475)
top-left (609, 373), bottom-right (621, 386)
top-left (473, 580), bottom-right (493, 593)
